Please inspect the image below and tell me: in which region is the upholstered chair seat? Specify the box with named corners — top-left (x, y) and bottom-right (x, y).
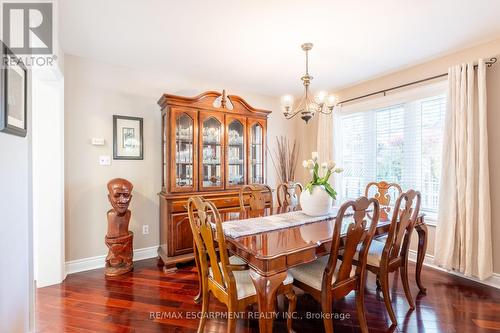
top-left (228, 255), bottom-right (247, 266)
top-left (209, 266), bottom-right (294, 300)
top-left (349, 239), bottom-right (386, 267)
top-left (289, 256), bottom-right (355, 291)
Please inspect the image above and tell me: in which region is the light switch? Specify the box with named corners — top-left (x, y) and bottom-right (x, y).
top-left (99, 155), bottom-right (111, 166)
top-left (92, 138), bottom-right (105, 146)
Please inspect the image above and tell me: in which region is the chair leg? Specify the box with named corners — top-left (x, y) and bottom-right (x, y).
top-left (284, 288), bottom-right (297, 333)
top-left (376, 276), bottom-right (382, 290)
top-left (356, 272), bottom-right (369, 333)
top-left (321, 295), bottom-right (334, 333)
top-left (193, 248), bottom-right (202, 304)
top-left (380, 270), bottom-right (397, 325)
top-left (197, 288), bottom-right (209, 333)
top-left (400, 259), bottom-right (415, 309)
top-left (226, 301), bottom-right (237, 333)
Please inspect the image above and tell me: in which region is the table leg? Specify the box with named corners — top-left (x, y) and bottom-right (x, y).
top-left (249, 270), bottom-right (287, 333)
top-left (415, 219), bottom-right (428, 293)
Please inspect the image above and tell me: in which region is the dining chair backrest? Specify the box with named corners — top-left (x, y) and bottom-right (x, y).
top-left (323, 196), bottom-right (380, 288)
top-left (276, 182), bottom-right (303, 207)
top-left (383, 190), bottom-right (421, 262)
top-left (187, 196), bottom-right (234, 293)
top-left (365, 181), bottom-right (402, 207)
top-left (239, 184), bottom-right (273, 211)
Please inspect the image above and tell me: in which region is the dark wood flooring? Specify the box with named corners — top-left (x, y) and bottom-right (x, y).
top-left (36, 258), bottom-right (500, 333)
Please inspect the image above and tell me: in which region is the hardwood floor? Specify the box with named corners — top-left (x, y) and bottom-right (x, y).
top-left (37, 258), bottom-right (500, 333)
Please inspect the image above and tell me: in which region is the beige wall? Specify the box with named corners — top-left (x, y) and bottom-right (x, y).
top-left (64, 54), bottom-right (298, 261)
top-left (299, 38), bottom-right (500, 273)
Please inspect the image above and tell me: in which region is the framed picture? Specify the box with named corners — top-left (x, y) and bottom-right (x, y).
top-left (0, 42), bottom-right (28, 137)
top-left (113, 115), bottom-right (143, 160)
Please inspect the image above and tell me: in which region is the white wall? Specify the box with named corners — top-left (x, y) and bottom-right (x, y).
top-left (32, 67), bottom-right (65, 287)
top-left (0, 75), bottom-right (33, 333)
top-left (64, 54), bottom-right (298, 262)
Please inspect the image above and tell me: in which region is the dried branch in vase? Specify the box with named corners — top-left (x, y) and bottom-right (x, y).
top-left (268, 136), bottom-right (300, 183)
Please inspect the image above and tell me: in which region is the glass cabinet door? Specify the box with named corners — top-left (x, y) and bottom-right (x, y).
top-left (171, 109), bottom-right (198, 192)
top-left (162, 113), bottom-right (167, 191)
top-left (200, 115), bottom-right (224, 190)
top-left (226, 116), bottom-right (246, 187)
top-left (249, 121), bottom-right (265, 184)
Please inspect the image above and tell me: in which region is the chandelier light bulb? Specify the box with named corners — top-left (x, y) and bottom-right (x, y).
top-left (314, 91), bottom-right (327, 104)
top-left (281, 95), bottom-right (294, 108)
top-left (326, 95), bottom-right (337, 107)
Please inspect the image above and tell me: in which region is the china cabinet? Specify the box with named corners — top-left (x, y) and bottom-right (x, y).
top-left (158, 91), bottom-right (270, 269)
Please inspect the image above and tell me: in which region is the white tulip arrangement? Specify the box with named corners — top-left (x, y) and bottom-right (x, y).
top-left (302, 151), bottom-right (343, 199)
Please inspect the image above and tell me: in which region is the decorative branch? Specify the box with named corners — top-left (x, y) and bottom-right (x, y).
top-left (268, 136), bottom-right (300, 183)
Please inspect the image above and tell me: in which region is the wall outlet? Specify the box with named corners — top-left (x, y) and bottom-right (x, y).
top-left (142, 225), bottom-right (149, 235)
top-left (99, 155), bottom-right (111, 166)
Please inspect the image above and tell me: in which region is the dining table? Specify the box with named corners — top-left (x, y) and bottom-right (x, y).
top-left (215, 205), bottom-right (428, 333)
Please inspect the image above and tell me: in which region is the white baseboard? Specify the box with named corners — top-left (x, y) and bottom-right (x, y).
top-left (408, 249), bottom-right (500, 290)
top-left (65, 246), bottom-right (158, 275)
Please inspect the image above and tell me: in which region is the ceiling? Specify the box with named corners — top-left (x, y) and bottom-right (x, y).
top-left (60, 0), bottom-right (500, 96)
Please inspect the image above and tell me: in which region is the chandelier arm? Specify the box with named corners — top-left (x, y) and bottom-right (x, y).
top-left (296, 94), bottom-right (308, 113)
top-left (318, 107), bottom-right (334, 115)
top-left (284, 112), bottom-right (300, 119)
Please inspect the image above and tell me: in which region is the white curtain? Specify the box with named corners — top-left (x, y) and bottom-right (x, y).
top-left (316, 107), bottom-right (341, 203)
top-left (316, 110), bottom-right (335, 163)
top-left (434, 60), bottom-right (493, 280)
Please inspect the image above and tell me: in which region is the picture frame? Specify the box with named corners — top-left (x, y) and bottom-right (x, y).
top-left (113, 115), bottom-right (144, 160)
top-left (0, 42), bottom-right (28, 137)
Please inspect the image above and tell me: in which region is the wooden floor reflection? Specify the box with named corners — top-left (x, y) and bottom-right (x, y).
top-left (36, 258), bottom-right (500, 332)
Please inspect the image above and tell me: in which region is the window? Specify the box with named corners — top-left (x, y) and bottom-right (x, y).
top-left (334, 93), bottom-right (446, 215)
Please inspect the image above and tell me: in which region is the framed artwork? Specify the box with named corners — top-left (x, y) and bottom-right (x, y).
top-left (0, 42), bottom-right (28, 137)
top-left (113, 115), bottom-right (143, 160)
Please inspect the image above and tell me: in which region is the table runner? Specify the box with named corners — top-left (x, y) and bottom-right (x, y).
top-left (219, 208), bottom-right (339, 239)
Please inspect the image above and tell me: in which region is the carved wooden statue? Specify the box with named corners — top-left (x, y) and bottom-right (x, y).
top-left (105, 178), bottom-right (134, 276)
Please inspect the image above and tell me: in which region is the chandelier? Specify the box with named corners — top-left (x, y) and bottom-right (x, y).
top-left (281, 43), bottom-right (337, 123)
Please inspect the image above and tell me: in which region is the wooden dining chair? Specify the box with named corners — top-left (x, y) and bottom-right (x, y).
top-left (365, 181), bottom-right (402, 221)
top-left (276, 182), bottom-right (303, 207)
top-left (187, 196), bottom-right (296, 333)
top-left (238, 184), bottom-right (273, 211)
top-left (355, 189), bottom-right (421, 326)
top-left (289, 196), bottom-right (380, 333)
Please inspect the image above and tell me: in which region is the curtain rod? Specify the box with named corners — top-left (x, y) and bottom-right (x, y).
top-left (338, 57), bottom-right (498, 105)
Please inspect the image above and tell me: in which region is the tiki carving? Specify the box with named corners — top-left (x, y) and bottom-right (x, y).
top-left (105, 178), bottom-right (134, 276)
